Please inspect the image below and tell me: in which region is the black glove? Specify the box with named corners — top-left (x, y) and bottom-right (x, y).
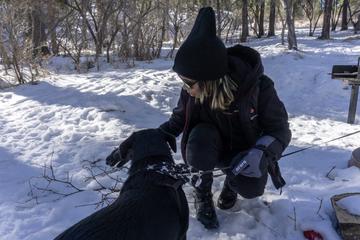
top-left (105, 128), bottom-right (177, 167)
top-left (105, 148), bottom-right (128, 167)
top-left (106, 129), bottom-right (136, 167)
top-left (229, 135), bottom-right (282, 178)
top-left (157, 127), bottom-right (177, 153)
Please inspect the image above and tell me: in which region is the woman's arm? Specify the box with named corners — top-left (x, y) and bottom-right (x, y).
top-left (256, 75), bottom-right (292, 159)
top-left (159, 89), bottom-right (188, 137)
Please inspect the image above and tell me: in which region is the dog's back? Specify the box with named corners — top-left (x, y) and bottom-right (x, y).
top-left (55, 170), bottom-right (188, 240)
top-left (54, 129), bottom-right (189, 240)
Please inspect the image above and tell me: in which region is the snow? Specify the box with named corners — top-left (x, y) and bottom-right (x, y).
top-left (1, 30), bottom-right (360, 240)
top-left (337, 195), bottom-right (360, 216)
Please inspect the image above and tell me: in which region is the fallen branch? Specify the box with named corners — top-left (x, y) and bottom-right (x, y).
top-left (316, 197), bottom-right (326, 220)
top-left (26, 159), bottom-right (127, 207)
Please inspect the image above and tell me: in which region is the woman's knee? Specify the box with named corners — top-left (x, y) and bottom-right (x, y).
top-left (186, 123), bottom-right (222, 170)
top-left (227, 175), bottom-right (267, 199)
top-left (187, 123), bottom-right (221, 147)
top-left (237, 187), bottom-right (265, 199)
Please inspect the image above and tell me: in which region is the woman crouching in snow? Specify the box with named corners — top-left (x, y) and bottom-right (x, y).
top-left (158, 7), bottom-right (291, 229)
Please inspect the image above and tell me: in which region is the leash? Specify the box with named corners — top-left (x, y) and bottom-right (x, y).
top-left (113, 129), bottom-right (360, 181)
top-left (176, 129), bottom-right (360, 178)
top-left (281, 129), bottom-right (360, 158)
top-left (146, 162), bottom-right (191, 183)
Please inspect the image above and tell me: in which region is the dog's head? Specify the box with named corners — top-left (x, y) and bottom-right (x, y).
top-left (109, 129), bottom-right (177, 169)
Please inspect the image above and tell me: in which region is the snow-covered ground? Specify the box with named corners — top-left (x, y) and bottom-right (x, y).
top-left (1, 31), bottom-right (360, 240)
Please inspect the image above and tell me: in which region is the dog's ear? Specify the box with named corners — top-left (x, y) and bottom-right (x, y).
top-left (119, 133), bottom-right (135, 160)
top-left (165, 133), bottom-right (177, 153)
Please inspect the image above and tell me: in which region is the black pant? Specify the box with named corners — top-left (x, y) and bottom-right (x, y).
top-left (186, 123), bottom-right (267, 199)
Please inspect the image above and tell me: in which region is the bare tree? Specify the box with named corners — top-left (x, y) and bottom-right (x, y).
top-left (213, 0), bottom-right (235, 41)
top-left (200, 0), bottom-right (212, 7)
top-left (277, 1), bottom-right (286, 45)
top-left (131, 0), bottom-right (157, 61)
top-left (47, 2), bottom-right (59, 55)
top-left (283, 0), bottom-right (298, 49)
top-left (348, 1), bottom-right (360, 34)
top-left (0, 1), bottom-right (39, 84)
top-left (0, 17), bottom-right (11, 76)
top-left (57, 10), bottom-right (88, 72)
top-left (105, 3), bottom-right (123, 63)
top-left (331, 1), bottom-right (343, 31)
top-left (301, 0), bottom-right (323, 36)
top-left (31, 1), bottom-right (47, 58)
top-left (156, 0), bottom-right (170, 58)
top-left (319, 0), bottom-right (333, 39)
top-left (168, 0), bottom-right (186, 58)
top-left (259, 0), bottom-right (265, 36)
top-left (249, 1), bottom-right (260, 38)
top-left (241, 0), bottom-right (249, 42)
top-left (63, 0), bottom-right (122, 70)
top-left (268, 0), bottom-right (276, 37)
top-left (341, 0), bottom-right (349, 30)
top-left (216, 0), bottom-right (222, 37)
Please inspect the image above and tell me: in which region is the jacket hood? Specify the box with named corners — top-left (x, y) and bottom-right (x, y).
top-left (227, 45), bottom-right (264, 97)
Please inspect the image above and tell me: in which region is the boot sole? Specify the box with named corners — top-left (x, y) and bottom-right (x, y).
top-left (196, 216), bottom-right (219, 229)
top-left (217, 198), bottom-right (237, 210)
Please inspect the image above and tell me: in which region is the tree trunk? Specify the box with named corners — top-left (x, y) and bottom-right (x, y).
top-left (309, 19), bottom-right (313, 36)
top-left (120, 13), bottom-right (130, 61)
top-left (259, 1), bottom-right (265, 36)
top-left (201, 0), bottom-right (211, 7)
top-left (277, 5), bottom-right (286, 45)
top-left (169, 25), bottom-right (179, 58)
top-left (31, 0), bottom-right (48, 58)
top-left (283, 0), bottom-right (297, 50)
top-left (268, 0), bottom-right (276, 37)
top-left (156, 0), bottom-right (169, 58)
top-left (81, 0), bottom-right (88, 49)
top-left (320, 0), bottom-right (333, 39)
top-left (47, 2), bottom-right (59, 55)
top-left (341, 0), bottom-right (349, 30)
top-left (216, 0), bottom-right (221, 37)
top-left (240, 0), bottom-right (249, 42)
top-left (355, 15), bottom-right (360, 34)
top-left (253, 4), bottom-right (259, 37)
top-left (31, 6), bottom-right (42, 57)
top-left (331, 3), bottom-right (342, 31)
top-left (0, 22), bottom-right (10, 74)
top-left (313, 12), bottom-right (322, 36)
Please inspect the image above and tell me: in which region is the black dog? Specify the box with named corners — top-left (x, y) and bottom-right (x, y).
top-left (54, 129), bottom-right (189, 240)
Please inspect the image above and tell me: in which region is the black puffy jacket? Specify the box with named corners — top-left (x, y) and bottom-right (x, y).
top-left (160, 44), bottom-right (291, 189)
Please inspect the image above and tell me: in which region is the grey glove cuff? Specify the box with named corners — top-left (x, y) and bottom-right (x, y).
top-left (256, 135), bottom-right (276, 147)
top-left (255, 135), bottom-right (284, 161)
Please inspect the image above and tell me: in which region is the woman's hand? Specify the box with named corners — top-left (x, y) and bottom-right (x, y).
top-left (229, 135), bottom-right (283, 178)
top-left (230, 148), bottom-right (269, 178)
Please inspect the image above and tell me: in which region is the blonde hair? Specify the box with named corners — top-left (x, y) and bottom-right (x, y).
top-left (197, 75), bottom-right (238, 111)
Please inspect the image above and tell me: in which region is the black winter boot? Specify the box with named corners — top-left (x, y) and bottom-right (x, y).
top-left (194, 190), bottom-right (219, 229)
top-left (217, 178), bottom-right (237, 210)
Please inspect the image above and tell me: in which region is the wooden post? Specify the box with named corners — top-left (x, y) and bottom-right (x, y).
top-left (347, 85), bottom-right (359, 124)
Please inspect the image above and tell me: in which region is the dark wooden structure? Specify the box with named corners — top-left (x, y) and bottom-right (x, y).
top-left (348, 147), bottom-right (360, 168)
top-left (332, 57), bottom-right (360, 124)
top-left (331, 193), bottom-right (360, 240)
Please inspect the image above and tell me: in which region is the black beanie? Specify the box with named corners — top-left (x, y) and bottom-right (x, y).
top-left (172, 7), bottom-right (228, 81)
